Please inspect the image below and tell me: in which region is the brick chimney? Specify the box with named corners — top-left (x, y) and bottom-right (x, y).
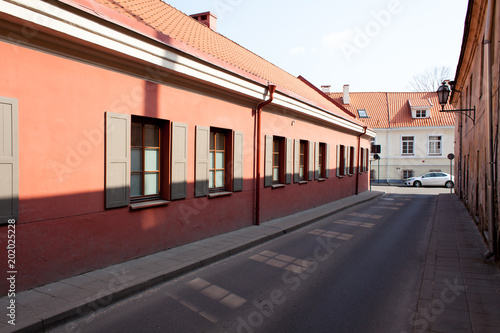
top-left (190, 12), bottom-right (217, 31)
top-left (342, 84), bottom-right (350, 105)
top-left (321, 85), bottom-right (331, 94)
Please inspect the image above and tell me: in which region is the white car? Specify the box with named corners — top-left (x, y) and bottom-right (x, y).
top-left (405, 172), bottom-right (454, 188)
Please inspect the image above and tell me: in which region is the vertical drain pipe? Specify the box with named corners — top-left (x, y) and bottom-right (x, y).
top-left (255, 84), bottom-right (276, 225)
top-left (355, 126), bottom-right (367, 194)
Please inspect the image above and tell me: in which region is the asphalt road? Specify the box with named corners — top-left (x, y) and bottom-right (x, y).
top-left (53, 189), bottom-right (442, 333)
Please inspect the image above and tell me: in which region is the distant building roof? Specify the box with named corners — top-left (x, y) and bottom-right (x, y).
top-left (328, 91), bottom-right (455, 129)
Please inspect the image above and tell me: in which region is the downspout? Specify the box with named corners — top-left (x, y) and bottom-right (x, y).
top-left (255, 84), bottom-right (276, 226)
top-left (355, 126), bottom-right (368, 194)
top-left (483, 0), bottom-right (496, 257)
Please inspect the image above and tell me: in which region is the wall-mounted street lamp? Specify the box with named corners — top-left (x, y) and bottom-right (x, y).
top-left (437, 81), bottom-right (475, 124)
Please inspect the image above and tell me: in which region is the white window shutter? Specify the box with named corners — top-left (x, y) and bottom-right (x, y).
top-left (0, 97), bottom-right (19, 221)
top-left (308, 141), bottom-right (314, 181)
top-left (264, 135), bottom-right (273, 187)
top-left (171, 122), bottom-right (188, 200)
top-left (325, 143), bottom-right (330, 178)
top-left (314, 141), bottom-right (320, 179)
top-left (195, 126), bottom-right (209, 197)
top-left (105, 112), bottom-right (130, 208)
top-left (286, 138), bottom-right (292, 184)
top-left (233, 131), bottom-right (244, 191)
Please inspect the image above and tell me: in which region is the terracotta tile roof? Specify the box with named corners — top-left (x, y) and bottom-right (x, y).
top-left (90, 0), bottom-right (356, 121)
top-left (408, 99), bottom-right (433, 108)
top-left (329, 92), bottom-right (455, 129)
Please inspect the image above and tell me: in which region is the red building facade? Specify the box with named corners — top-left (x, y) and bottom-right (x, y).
top-left (0, 0), bottom-right (374, 293)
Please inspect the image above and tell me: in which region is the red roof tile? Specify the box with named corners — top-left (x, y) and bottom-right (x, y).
top-left (90, 0), bottom-right (357, 122)
top-left (329, 92), bottom-right (455, 129)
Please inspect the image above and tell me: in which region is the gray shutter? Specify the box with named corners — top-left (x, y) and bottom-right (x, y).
top-left (0, 97), bottom-right (18, 221)
top-left (171, 122), bottom-right (188, 200)
top-left (325, 143), bottom-right (330, 178)
top-left (293, 139), bottom-right (300, 183)
top-left (314, 142), bottom-right (320, 179)
top-left (336, 145), bottom-right (340, 177)
top-left (308, 141), bottom-right (314, 181)
top-left (195, 126), bottom-right (209, 197)
top-left (264, 135), bottom-right (273, 187)
top-left (286, 138), bottom-right (292, 184)
top-left (105, 112), bottom-right (130, 208)
top-left (233, 131), bottom-right (244, 191)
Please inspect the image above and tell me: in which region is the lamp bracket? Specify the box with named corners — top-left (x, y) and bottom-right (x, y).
top-left (440, 106), bottom-right (475, 125)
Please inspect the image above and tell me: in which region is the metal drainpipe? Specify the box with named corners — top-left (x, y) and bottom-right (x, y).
top-left (255, 84), bottom-right (276, 226)
top-left (483, 0), bottom-right (497, 257)
top-left (355, 126), bottom-right (368, 194)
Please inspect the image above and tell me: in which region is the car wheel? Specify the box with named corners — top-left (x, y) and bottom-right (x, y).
top-left (414, 181), bottom-right (422, 187)
top-left (445, 181), bottom-right (454, 188)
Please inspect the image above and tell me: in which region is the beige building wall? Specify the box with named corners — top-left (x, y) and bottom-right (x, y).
top-left (371, 126), bottom-right (455, 183)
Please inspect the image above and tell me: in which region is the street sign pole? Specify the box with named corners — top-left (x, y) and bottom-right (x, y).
top-left (448, 153), bottom-right (455, 194)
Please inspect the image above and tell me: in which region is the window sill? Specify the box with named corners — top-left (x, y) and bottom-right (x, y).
top-left (271, 184), bottom-right (285, 189)
top-left (208, 191), bottom-right (232, 199)
top-left (130, 199), bottom-right (169, 210)
top-left (298, 181), bottom-right (308, 185)
top-left (337, 175), bottom-right (344, 178)
top-left (317, 178), bottom-right (326, 182)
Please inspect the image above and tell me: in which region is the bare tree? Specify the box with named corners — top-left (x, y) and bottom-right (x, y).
top-left (407, 66), bottom-right (452, 92)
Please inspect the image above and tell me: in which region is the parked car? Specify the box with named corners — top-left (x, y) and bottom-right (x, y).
top-left (405, 172), bottom-right (454, 188)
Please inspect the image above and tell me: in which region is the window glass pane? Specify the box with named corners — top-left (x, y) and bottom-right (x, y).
top-left (215, 170), bottom-right (224, 188)
top-left (144, 149), bottom-right (159, 171)
top-left (131, 122), bottom-right (142, 146)
top-left (300, 143), bottom-right (304, 154)
top-left (209, 151), bottom-right (215, 169)
top-left (131, 148), bottom-right (142, 172)
top-left (300, 154), bottom-right (304, 165)
top-left (131, 173), bottom-right (142, 197)
top-left (274, 153), bottom-right (280, 166)
top-left (144, 124), bottom-right (159, 147)
top-left (209, 170), bottom-right (214, 188)
top-left (216, 152), bottom-right (225, 169)
top-left (274, 140), bottom-right (279, 152)
top-left (273, 168), bottom-right (279, 181)
top-left (210, 132), bottom-right (215, 150)
top-left (144, 173), bottom-right (159, 195)
top-left (216, 133), bottom-right (225, 150)
top-left (299, 167), bottom-right (304, 178)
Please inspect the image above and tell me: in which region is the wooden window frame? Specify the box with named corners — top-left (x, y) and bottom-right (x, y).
top-left (209, 128), bottom-right (233, 192)
top-left (338, 144), bottom-right (346, 177)
top-left (318, 142), bottom-right (326, 178)
top-left (272, 136), bottom-right (285, 184)
top-left (131, 117), bottom-right (169, 202)
top-left (298, 140), bottom-right (308, 181)
top-left (401, 136), bottom-right (414, 156)
top-left (349, 146), bottom-right (355, 175)
top-left (428, 135), bottom-right (442, 156)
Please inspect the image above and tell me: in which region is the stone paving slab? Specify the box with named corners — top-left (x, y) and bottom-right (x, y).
top-left (0, 191), bottom-right (383, 333)
top-left (412, 194), bottom-right (500, 333)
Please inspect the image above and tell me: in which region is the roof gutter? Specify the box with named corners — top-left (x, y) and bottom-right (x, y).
top-left (355, 126), bottom-right (368, 194)
top-left (255, 84), bottom-right (277, 225)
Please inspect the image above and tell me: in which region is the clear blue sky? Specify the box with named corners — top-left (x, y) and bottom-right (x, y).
top-left (163, 0), bottom-right (469, 92)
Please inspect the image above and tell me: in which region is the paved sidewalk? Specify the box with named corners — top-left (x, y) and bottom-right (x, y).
top-left (1, 191), bottom-right (383, 333)
top-left (412, 194), bottom-right (500, 333)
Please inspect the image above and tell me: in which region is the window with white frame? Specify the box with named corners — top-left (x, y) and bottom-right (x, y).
top-left (401, 136), bottom-right (414, 155)
top-left (415, 110), bottom-right (427, 118)
top-left (428, 135), bottom-right (442, 156)
top-left (402, 170), bottom-right (414, 180)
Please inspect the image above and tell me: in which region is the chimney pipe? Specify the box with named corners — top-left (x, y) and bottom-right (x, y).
top-left (343, 84), bottom-right (350, 105)
top-left (190, 12), bottom-right (217, 31)
top-left (321, 85), bottom-right (331, 94)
